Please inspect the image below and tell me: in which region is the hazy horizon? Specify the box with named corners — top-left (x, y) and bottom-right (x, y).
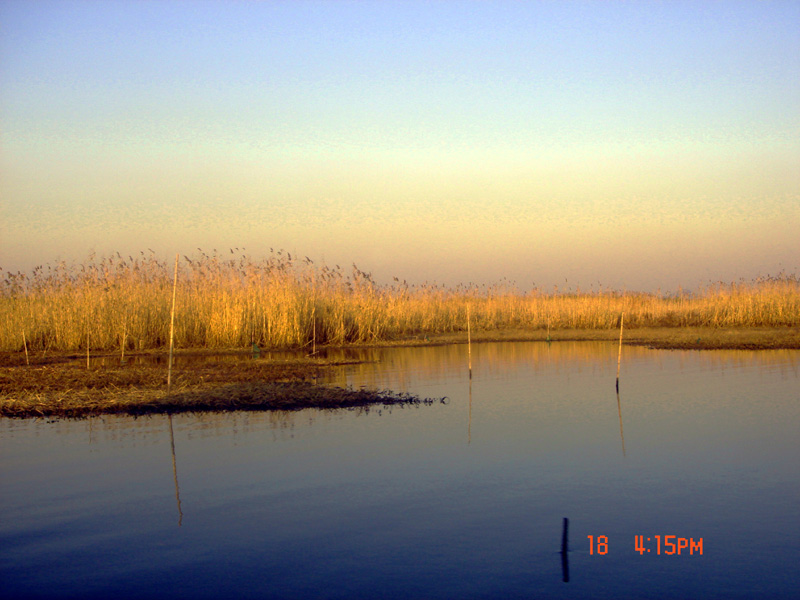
top-left (2, 1), bottom-right (798, 293)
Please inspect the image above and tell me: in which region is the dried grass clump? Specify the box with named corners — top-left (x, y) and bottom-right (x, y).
top-left (2, 249), bottom-right (798, 354)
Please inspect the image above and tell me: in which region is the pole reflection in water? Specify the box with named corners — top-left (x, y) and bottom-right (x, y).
top-left (560, 517), bottom-right (570, 583)
top-left (467, 377), bottom-right (472, 445)
top-left (168, 414), bottom-right (183, 527)
top-left (616, 391), bottom-right (626, 458)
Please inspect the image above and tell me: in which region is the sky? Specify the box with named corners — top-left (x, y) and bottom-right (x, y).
top-left (2, 0), bottom-right (798, 292)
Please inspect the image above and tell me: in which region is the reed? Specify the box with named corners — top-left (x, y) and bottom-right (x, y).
top-left (1, 250), bottom-right (798, 353)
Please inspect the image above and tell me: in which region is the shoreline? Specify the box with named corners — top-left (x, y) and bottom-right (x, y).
top-left (2, 327), bottom-right (797, 419)
top-left (0, 358), bottom-right (433, 419)
top-left (400, 326), bottom-right (800, 350)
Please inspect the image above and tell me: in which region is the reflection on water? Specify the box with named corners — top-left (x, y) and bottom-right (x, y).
top-left (1, 342), bottom-right (799, 600)
top-left (168, 415), bottom-right (183, 527)
top-left (320, 341), bottom-right (800, 393)
top-left (468, 378), bottom-right (473, 444)
top-left (617, 392), bottom-right (626, 457)
top-left (561, 517), bottom-right (570, 584)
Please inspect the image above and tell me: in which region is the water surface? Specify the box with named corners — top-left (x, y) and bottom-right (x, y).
top-left (1, 342), bottom-right (798, 599)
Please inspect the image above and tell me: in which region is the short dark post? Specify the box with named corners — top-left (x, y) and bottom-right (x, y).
top-left (560, 517), bottom-right (570, 583)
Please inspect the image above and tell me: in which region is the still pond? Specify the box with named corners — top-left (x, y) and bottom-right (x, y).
top-left (1, 342), bottom-right (798, 599)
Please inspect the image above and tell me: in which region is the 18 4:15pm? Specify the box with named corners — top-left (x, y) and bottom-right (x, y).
top-left (587, 535), bottom-right (703, 555)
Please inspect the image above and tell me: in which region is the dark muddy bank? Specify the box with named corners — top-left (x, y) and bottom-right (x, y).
top-left (0, 357), bottom-right (435, 419)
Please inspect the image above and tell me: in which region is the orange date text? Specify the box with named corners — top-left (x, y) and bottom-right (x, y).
top-left (635, 535), bottom-right (703, 555)
top-left (587, 535), bottom-right (704, 555)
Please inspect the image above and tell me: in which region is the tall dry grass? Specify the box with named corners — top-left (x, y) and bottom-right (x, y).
top-left (1, 249), bottom-right (798, 353)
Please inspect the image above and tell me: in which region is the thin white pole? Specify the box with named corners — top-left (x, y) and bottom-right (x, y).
top-left (22, 331), bottom-right (30, 366)
top-left (167, 254), bottom-right (179, 395)
top-left (467, 304), bottom-right (472, 379)
top-left (616, 312), bottom-right (624, 392)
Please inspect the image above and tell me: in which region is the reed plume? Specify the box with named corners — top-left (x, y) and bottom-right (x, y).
top-left (1, 250), bottom-right (798, 353)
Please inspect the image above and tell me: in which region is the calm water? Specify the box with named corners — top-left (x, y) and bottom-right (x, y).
top-left (1, 342), bottom-right (798, 599)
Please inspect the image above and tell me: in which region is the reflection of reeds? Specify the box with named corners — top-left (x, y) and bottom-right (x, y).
top-left (318, 340), bottom-right (800, 394)
top-left (2, 249), bottom-right (799, 352)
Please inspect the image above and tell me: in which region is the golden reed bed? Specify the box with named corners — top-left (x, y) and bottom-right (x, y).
top-left (2, 249), bottom-right (799, 354)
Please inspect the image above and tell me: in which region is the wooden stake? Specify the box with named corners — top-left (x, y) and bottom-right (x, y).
top-left (22, 331), bottom-right (30, 366)
top-left (167, 253), bottom-right (179, 395)
top-left (311, 280), bottom-right (316, 356)
top-left (467, 304), bottom-right (472, 379)
top-left (616, 312), bottom-right (624, 393)
top-left (121, 318), bottom-right (127, 364)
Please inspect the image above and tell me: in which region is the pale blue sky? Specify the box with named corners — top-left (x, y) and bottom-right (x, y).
top-left (2, 1), bottom-right (798, 291)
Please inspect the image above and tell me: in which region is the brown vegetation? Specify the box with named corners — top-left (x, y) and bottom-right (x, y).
top-left (2, 250), bottom-right (798, 356)
top-left (0, 357), bottom-right (433, 418)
